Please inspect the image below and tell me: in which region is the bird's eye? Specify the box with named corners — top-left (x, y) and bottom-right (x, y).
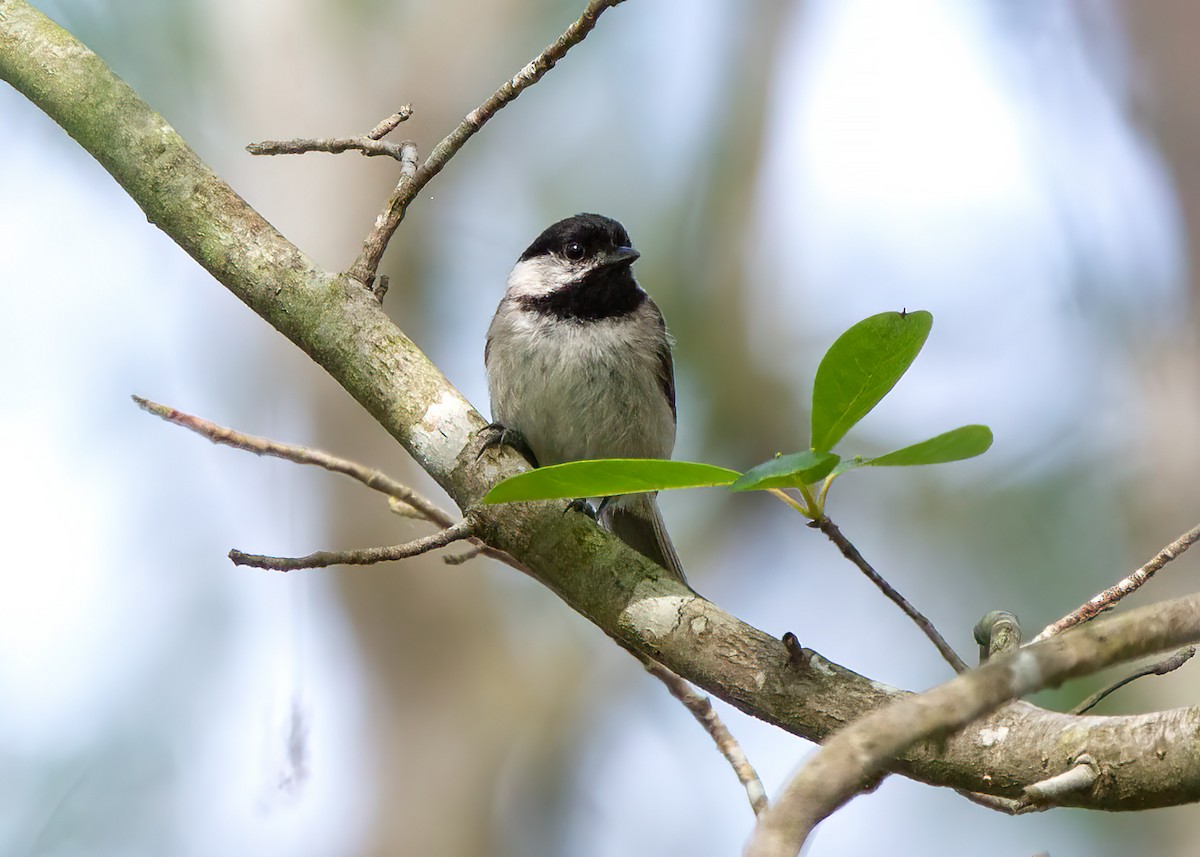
top-left (563, 242), bottom-right (585, 261)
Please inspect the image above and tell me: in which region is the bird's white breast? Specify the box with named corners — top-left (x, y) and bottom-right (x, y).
top-left (486, 305), bottom-right (675, 466)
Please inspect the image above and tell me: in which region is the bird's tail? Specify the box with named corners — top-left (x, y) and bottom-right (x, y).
top-left (601, 493), bottom-right (686, 584)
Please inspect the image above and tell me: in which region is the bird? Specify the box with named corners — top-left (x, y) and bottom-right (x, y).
top-left (484, 213), bottom-right (685, 582)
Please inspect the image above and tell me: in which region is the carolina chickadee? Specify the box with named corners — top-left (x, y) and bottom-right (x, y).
top-left (485, 213), bottom-right (685, 582)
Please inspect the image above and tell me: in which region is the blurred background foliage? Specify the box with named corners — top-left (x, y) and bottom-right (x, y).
top-left (2, 0), bottom-right (1198, 854)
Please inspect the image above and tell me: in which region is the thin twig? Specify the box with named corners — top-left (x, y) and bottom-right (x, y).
top-left (346, 0), bottom-right (626, 286)
top-left (643, 661), bottom-right (769, 817)
top-left (1070, 646), bottom-right (1196, 714)
top-left (442, 547), bottom-right (485, 566)
top-left (231, 519), bottom-right (476, 571)
top-left (812, 515), bottom-right (968, 674)
top-left (132, 395), bottom-right (455, 526)
top-left (246, 105), bottom-right (415, 160)
top-left (133, 395), bottom-right (524, 570)
top-left (246, 136), bottom-right (412, 161)
top-left (366, 106), bottom-right (415, 140)
top-left (1033, 522), bottom-right (1200, 643)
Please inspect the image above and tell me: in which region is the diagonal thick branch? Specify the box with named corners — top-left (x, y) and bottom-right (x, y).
top-left (4, 0), bottom-right (1200, 816)
top-left (747, 593), bottom-right (1200, 857)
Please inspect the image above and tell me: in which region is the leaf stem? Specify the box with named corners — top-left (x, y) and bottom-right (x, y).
top-left (798, 482), bottom-right (823, 518)
top-left (767, 488), bottom-right (810, 516)
top-left (817, 473), bottom-right (837, 509)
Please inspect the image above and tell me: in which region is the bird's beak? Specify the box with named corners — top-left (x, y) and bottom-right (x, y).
top-left (600, 245), bottom-right (640, 268)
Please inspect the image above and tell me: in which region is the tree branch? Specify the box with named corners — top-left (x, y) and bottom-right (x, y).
top-left (1033, 522), bottom-right (1200, 643)
top-left (133, 395), bottom-right (524, 570)
top-left (245, 104), bottom-right (415, 160)
top-left (345, 0), bottom-right (627, 286)
top-left (1070, 646), bottom-right (1196, 714)
top-left (813, 514), bottom-right (968, 673)
top-left (746, 594), bottom-right (1200, 857)
top-left (229, 519), bottom-right (477, 570)
top-left (246, 136), bottom-right (412, 161)
top-left (643, 661), bottom-right (769, 817)
top-left (132, 395), bottom-right (456, 526)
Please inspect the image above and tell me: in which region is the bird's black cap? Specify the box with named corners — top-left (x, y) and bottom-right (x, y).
top-left (519, 213), bottom-right (634, 262)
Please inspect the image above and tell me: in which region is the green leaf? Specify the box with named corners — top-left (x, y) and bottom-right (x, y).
top-left (729, 450), bottom-right (840, 492)
top-left (867, 424), bottom-right (993, 467)
top-left (811, 310), bottom-right (933, 452)
top-left (482, 459), bottom-right (741, 504)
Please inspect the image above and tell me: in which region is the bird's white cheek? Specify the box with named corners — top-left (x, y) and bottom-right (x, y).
top-left (504, 257), bottom-right (576, 299)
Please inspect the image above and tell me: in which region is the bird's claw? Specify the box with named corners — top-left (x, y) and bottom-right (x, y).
top-left (565, 498), bottom-right (598, 520)
top-left (477, 422), bottom-right (538, 466)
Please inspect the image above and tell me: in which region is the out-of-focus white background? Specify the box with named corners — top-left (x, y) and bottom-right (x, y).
top-left (2, 1), bottom-right (1198, 854)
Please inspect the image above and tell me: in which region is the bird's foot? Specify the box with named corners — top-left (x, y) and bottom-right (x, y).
top-left (477, 423), bottom-right (538, 467)
top-left (565, 498), bottom-right (598, 520)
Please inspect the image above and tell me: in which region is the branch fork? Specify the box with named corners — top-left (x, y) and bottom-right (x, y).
top-left (132, 394), bottom-right (763, 821)
top-left (132, 395), bottom-right (502, 571)
top-left (746, 519), bottom-right (1200, 856)
top-left (246, 0), bottom-right (627, 291)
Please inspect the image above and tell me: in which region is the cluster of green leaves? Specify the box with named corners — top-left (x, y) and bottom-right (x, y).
top-left (483, 311), bottom-right (991, 518)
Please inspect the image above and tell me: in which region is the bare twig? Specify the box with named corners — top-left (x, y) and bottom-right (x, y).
top-left (1033, 522), bottom-right (1200, 643)
top-left (442, 547), bottom-right (485, 566)
top-left (346, 0), bottom-right (626, 286)
top-left (231, 519), bottom-right (476, 571)
top-left (133, 395), bottom-right (525, 570)
top-left (812, 515), bottom-right (968, 674)
top-left (745, 593), bottom-right (1200, 857)
top-left (1070, 646), bottom-right (1196, 714)
top-left (367, 106), bottom-right (415, 140)
top-left (246, 105), bottom-right (415, 160)
top-left (132, 395), bottom-right (455, 526)
top-left (643, 661), bottom-right (769, 817)
top-left (247, 136), bottom-right (412, 161)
